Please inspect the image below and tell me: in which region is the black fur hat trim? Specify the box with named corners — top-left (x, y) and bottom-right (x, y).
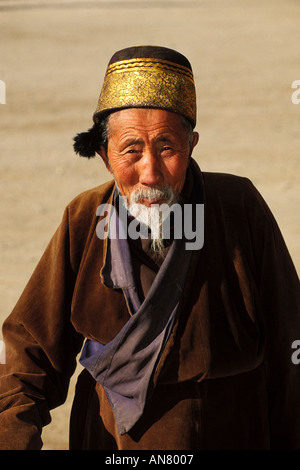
top-left (73, 124), bottom-right (100, 158)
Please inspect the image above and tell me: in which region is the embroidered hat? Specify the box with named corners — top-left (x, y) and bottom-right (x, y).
top-left (73, 45), bottom-right (197, 158)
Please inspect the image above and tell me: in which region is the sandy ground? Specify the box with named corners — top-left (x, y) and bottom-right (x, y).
top-left (0, 0), bottom-right (299, 450)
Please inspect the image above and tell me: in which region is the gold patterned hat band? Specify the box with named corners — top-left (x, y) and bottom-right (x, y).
top-left (93, 46), bottom-right (197, 128)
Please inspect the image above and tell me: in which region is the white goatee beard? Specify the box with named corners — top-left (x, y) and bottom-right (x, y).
top-left (125, 186), bottom-right (177, 260)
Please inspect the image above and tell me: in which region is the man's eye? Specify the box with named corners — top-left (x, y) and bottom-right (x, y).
top-left (161, 146), bottom-right (173, 153)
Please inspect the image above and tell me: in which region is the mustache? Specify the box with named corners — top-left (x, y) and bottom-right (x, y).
top-left (130, 185), bottom-right (175, 205)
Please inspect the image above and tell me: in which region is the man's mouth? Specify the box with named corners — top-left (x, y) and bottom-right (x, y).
top-left (129, 184), bottom-right (176, 208)
top-left (137, 198), bottom-right (165, 207)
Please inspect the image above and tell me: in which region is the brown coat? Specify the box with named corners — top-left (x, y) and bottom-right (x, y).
top-left (0, 162), bottom-right (300, 450)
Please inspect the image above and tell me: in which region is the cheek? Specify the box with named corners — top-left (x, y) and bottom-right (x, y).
top-left (108, 157), bottom-right (138, 195)
top-left (164, 157), bottom-right (189, 192)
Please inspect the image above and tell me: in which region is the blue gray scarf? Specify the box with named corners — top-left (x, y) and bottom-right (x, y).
top-left (79, 164), bottom-right (202, 435)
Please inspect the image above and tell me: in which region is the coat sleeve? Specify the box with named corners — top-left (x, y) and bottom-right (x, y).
top-left (247, 182), bottom-right (300, 449)
top-left (0, 206), bottom-right (83, 450)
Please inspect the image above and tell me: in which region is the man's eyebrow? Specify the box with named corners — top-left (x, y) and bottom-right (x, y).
top-left (120, 137), bottom-right (144, 149)
top-left (120, 134), bottom-right (173, 149)
top-left (154, 135), bottom-right (173, 144)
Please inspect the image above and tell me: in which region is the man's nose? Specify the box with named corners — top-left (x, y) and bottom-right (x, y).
top-left (139, 150), bottom-right (163, 186)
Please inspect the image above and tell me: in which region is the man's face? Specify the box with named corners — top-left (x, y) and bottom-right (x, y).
top-left (99, 108), bottom-right (199, 205)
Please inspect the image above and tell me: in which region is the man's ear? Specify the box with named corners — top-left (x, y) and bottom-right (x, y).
top-left (191, 132), bottom-right (199, 152)
top-left (188, 131), bottom-right (199, 159)
top-left (97, 146), bottom-right (112, 174)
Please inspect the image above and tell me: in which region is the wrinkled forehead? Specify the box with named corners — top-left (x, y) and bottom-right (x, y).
top-left (106, 108), bottom-right (190, 144)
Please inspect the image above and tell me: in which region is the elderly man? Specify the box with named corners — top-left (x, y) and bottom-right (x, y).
top-left (0, 46), bottom-right (299, 450)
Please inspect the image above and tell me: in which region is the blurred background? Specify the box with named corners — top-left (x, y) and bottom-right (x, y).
top-left (0, 0), bottom-right (299, 449)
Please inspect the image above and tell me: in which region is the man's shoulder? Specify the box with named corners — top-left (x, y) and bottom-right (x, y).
top-left (66, 180), bottom-right (114, 218)
top-left (56, 180), bottom-right (115, 249)
top-left (200, 171), bottom-right (265, 221)
top-left (201, 171), bottom-right (257, 201)
top-left (202, 171), bottom-right (253, 188)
